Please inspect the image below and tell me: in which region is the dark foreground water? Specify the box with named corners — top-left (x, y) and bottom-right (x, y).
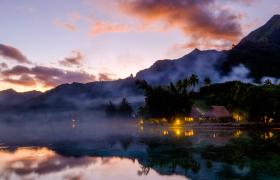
top-left (0, 112), bottom-right (280, 180)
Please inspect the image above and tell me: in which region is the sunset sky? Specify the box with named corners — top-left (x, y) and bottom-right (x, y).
top-left (0, 0), bottom-right (279, 92)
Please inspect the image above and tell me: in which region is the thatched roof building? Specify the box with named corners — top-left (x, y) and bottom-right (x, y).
top-left (204, 106), bottom-right (232, 119)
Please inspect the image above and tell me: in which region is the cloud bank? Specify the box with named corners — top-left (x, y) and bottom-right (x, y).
top-left (1, 65), bottom-right (96, 88)
top-left (119, 0), bottom-right (243, 49)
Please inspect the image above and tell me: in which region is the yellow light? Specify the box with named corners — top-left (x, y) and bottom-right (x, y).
top-left (234, 130), bottom-right (242, 137)
top-left (176, 129), bottom-right (181, 136)
top-left (184, 130), bottom-right (194, 137)
top-left (263, 131), bottom-right (274, 140)
top-left (185, 117), bottom-right (194, 122)
top-left (233, 113), bottom-right (242, 122)
top-left (139, 120), bottom-right (144, 125)
top-left (175, 119), bottom-right (181, 126)
top-left (162, 130), bottom-right (169, 136)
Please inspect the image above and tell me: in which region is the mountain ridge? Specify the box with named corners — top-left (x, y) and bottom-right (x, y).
top-left (136, 49), bottom-right (225, 84)
top-left (222, 14), bottom-right (280, 79)
top-left (0, 89), bottom-right (42, 109)
top-left (1, 14), bottom-right (280, 111)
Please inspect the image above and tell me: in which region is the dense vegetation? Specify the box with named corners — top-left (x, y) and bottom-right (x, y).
top-left (136, 72), bottom-right (280, 124)
top-left (136, 75), bottom-right (199, 120)
top-left (200, 81), bottom-right (280, 123)
top-left (201, 131), bottom-right (280, 178)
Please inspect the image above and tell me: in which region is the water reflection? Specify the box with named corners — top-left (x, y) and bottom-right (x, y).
top-left (233, 129), bottom-right (242, 138)
top-left (0, 147), bottom-right (187, 180)
top-left (0, 113), bottom-right (280, 179)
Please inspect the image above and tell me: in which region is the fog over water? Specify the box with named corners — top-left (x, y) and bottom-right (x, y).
top-left (0, 112), bottom-right (280, 180)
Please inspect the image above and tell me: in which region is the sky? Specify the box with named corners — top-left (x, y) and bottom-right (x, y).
top-left (0, 0), bottom-right (279, 92)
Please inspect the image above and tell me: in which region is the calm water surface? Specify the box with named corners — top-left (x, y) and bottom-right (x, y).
top-left (0, 112), bottom-right (279, 180)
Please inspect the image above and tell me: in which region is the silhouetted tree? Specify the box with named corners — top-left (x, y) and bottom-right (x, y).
top-left (118, 98), bottom-right (133, 117)
top-left (136, 75), bottom-right (197, 121)
top-left (264, 79), bottom-right (272, 86)
top-left (204, 77), bottom-right (211, 86)
top-left (105, 101), bottom-right (117, 117)
top-left (189, 74), bottom-right (199, 87)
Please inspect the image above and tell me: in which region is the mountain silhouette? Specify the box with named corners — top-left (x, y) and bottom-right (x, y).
top-left (223, 14), bottom-right (280, 80)
top-left (0, 89), bottom-right (41, 110)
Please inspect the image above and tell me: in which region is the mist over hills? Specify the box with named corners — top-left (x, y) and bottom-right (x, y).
top-left (0, 89), bottom-right (41, 109)
top-left (136, 49), bottom-right (226, 84)
top-left (222, 14), bottom-right (280, 80)
top-left (1, 15), bottom-right (280, 111)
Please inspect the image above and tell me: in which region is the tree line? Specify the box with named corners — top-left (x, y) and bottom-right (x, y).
top-left (200, 80), bottom-right (280, 123)
top-left (105, 74), bottom-right (280, 124)
top-left (136, 74), bottom-right (280, 124)
top-left (136, 74), bottom-right (199, 120)
top-left (105, 98), bottom-right (133, 118)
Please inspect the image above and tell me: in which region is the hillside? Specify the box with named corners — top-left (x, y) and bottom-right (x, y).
top-left (223, 14), bottom-right (280, 80)
top-left (0, 89), bottom-right (42, 110)
top-left (136, 49), bottom-right (226, 84)
top-left (24, 76), bottom-right (142, 110)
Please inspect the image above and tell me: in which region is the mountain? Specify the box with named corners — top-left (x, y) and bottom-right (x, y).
top-left (137, 14), bottom-right (280, 83)
top-left (223, 14), bottom-right (280, 80)
top-left (21, 49), bottom-right (226, 111)
top-left (136, 49), bottom-right (226, 84)
top-left (0, 89), bottom-right (42, 109)
top-left (2, 15), bottom-right (280, 111)
top-left (24, 77), bottom-right (143, 111)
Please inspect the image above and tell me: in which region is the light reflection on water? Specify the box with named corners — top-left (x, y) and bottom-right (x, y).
top-left (0, 147), bottom-right (186, 180)
top-left (0, 113), bottom-right (279, 179)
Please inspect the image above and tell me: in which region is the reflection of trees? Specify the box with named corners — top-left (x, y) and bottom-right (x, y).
top-left (201, 131), bottom-right (280, 178)
top-left (137, 137), bottom-right (200, 176)
top-left (119, 136), bottom-right (133, 150)
top-left (11, 129), bottom-right (279, 179)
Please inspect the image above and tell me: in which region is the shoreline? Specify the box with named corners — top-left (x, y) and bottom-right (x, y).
top-left (142, 122), bottom-right (280, 129)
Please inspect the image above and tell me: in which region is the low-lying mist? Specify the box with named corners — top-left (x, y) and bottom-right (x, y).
top-left (0, 111), bottom-right (139, 148)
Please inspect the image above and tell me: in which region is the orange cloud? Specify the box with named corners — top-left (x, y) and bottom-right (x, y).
top-left (3, 74), bottom-right (37, 87)
top-left (90, 21), bottom-right (130, 36)
top-left (119, 0), bottom-right (243, 49)
top-left (98, 72), bottom-right (115, 81)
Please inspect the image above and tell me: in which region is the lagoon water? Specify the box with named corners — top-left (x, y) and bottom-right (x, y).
top-left (0, 112), bottom-right (279, 180)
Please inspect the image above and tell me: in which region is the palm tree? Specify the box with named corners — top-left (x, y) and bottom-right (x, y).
top-left (204, 77), bottom-right (211, 86)
top-left (264, 79), bottom-right (272, 86)
top-left (189, 74), bottom-right (199, 87)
